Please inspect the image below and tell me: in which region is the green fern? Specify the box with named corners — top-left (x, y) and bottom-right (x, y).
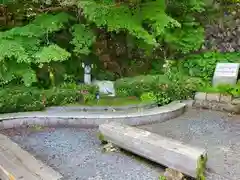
top-left (0, 0), bottom-right (210, 87)
top-left (34, 44), bottom-right (71, 63)
top-left (70, 24), bottom-right (96, 55)
top-left (140, 0), bottom-right (180, 37)
top-left (0, 39), bottom-right (30, 62)
top-left (78, 0), bottom-right (158, 46)
top-left (0, 60), bottom-right (36, 86)
top-left (0, 12), bottom-right (73, 85)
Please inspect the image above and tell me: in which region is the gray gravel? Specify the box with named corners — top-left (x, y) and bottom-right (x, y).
top-left (140, 109), bottom-right (240, 180)
top-left (6, 128), bottom-right (163, 180)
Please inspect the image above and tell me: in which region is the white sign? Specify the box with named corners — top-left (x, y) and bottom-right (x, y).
top-left (214, 63), bottom-right (239, 77)
top-left (212, 63), bottom-right (240, 86)
top-left (92, 80), bottom-right (115, 96)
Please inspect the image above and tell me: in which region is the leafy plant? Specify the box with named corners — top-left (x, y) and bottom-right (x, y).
top-left (115, 74), bottom-right (198, 105)
top-left (98, 132), bottom-right (108, 145)
top-left (44, 88), bottom-right (80, 106)
top-left (0, 84), bottom-right (98, 113)
top-left (0, 12), bottom-right (73, 86)
top-left (200, 83), bottom-right (236, 96)
top-left (1, 0), bottom-right (235, 106)
top-left (159, 175), bottom-right (167, 180)
top-left (196, 154), bottom-right (208, 180)
top-left (179, 51), bottom-right (240, 80)
top-left (0, 86), bottom-right (45, 113)
top-left (115, 75), bottom-right (170, 97)
top-left (140, 92), bottom-right (157, 102)
top-left (70, 24), bottom-right (96, 55)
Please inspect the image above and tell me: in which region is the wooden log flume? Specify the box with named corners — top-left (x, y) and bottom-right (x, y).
top-left (99, 122), bottom-right (207, 178)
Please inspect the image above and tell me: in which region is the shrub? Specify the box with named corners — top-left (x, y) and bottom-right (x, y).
top-left (60, 83), bottom-right (98, 95)
top-left (200, 83), bottom-right (240, 97)
top-left (43, 88), bottom-right (81, 106)
top-left (44, 83), bottom-right (98, 106)
top-left (115, 74), bottom-right (198, 105)
top-left (140, 92), bottom-right (157, 102)
top-left (0, 87), bottom-right (45, 113)
top-left (0, 84), bottom-right (99, 113)
top-left (168, 76), bottom-right (205, 100)
top-left (115, 75), bottom-right (170, 97)
top-left (179, 51), bottom-right (240, 80)
top-left (60, 83), bottom-right (98, 103)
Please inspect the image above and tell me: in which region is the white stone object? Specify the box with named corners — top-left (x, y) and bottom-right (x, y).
top-left (92, 80), bottom-right (115, 96)
top-left (99, 122), bottom-right (207, 178)
top-left (212, 63), bottom-right (240, 87)
top-left (82, 63), bottom-right (92, 84)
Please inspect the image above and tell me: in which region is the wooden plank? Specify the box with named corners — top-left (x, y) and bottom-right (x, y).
top-left (0, 134), bottom-right (62, 180)
top-left (99, 122), bottom-right (207, 178)
top-left (0, 164), bottom-right (15, 180)
top-left (0, 152), bottom-right (38, 180)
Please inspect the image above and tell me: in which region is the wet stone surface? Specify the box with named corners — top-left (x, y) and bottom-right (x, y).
top-left (0, 127), bottom-right (163, 180)
top-left (140, 109), bottom-right (240, 180)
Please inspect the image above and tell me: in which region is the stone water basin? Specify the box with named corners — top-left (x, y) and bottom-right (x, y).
top-left (0, 127), bottom-right (164, 180)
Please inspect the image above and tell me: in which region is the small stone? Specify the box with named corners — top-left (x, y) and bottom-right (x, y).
top-left (206, 93), bottom-right (220, 102)
top-left (220, 94), bottom-right (232, 103)
top-left (194, 92), bottom-right (206, 101)
top-left (181, 100), bottom-right (194, 108)
top-left (163, 168), bottom-right (185, 180)
top-left (223, 104), bottom-right (240, 114)
top-left (231, 98), bottom-right (240, 105)
top-left (102, 143), bottom-right (120, 152)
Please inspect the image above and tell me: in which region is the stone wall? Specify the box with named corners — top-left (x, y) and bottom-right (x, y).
top-left (193, 92), bottom-right (240, 113)
top-left (204, 4), bottom-right (240, 52)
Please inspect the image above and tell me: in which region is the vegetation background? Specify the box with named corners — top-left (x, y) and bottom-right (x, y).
top-left (0, 0), bottom-right (239, 112)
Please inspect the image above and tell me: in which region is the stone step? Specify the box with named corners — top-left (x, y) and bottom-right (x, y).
top-left (0, 134), bottom-right (62, 180)
top-left (0, 152), bottom-right (40, 180)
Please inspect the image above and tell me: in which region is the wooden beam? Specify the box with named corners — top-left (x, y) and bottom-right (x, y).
top-left (0, 165), bottom-right (15, 180)
top-left (99, 122), bottom-right (207, 178)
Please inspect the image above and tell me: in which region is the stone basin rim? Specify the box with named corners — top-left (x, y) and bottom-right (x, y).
top-left (0, 101), bottom-right (186, 129)
top-left (45, 102), bottom-right (158, 112)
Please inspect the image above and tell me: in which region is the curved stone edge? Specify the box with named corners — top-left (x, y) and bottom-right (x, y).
top-left (45, 102), bottom-right (157, 112)
top-left (0, 102), bottom-right (186, 129)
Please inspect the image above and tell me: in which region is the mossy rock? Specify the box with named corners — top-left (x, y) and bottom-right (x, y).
top-left (162, 168), bottom-right (186, 180)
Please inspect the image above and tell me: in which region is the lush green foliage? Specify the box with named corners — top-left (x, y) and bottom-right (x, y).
top-left (196, 155), bottom-right (208, 180)
top-left (0, 0), bottom-right (238, 110)
top-left (70, 24), bottom-right (96, 55)
top-left (115, 74), bottom-right (200, 105)
top-left (200, 83), bottom-right (240, 97)
top-left (0, 84), bottom-right (98, 113)
top-left (0, 0), bottom-right (209, 86)
top-left (140, 92), bottom-right (157, 102)
top-left (179, 52), bottom-right (240, 81)
top-left (0, 87), bottom-right (45, 113)
top-left (0, 12), bottom-right (73, 86)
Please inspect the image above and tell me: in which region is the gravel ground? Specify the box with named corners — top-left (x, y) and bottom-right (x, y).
top-left (1, 127), bottom-right (163, 180)
top-left (140, 109), bottom-right (240, 180)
